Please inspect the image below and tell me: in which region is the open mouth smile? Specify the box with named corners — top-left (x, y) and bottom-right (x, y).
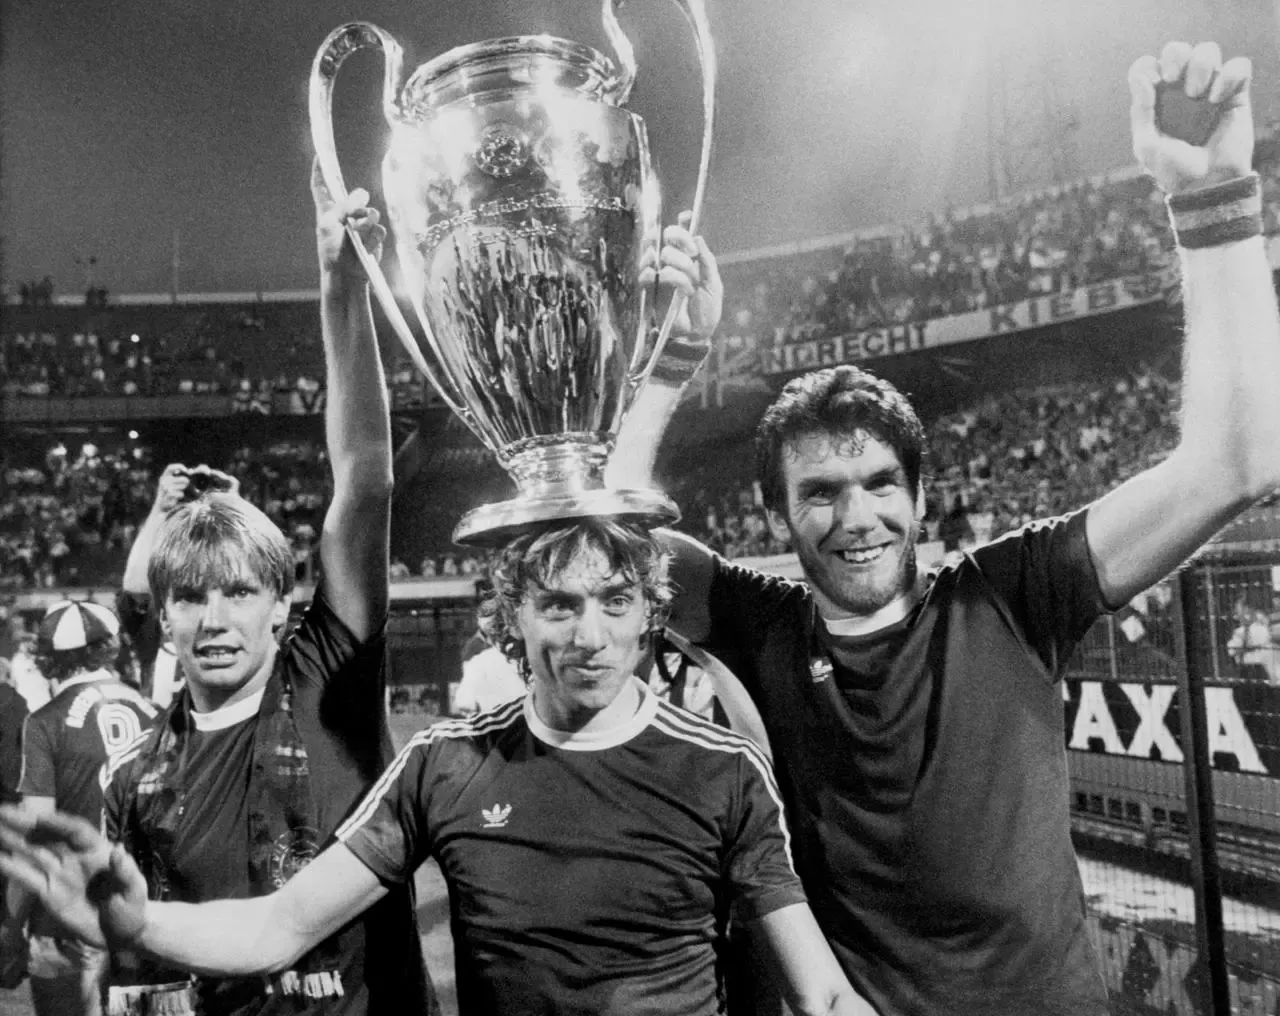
top-left (834, 545), bottom-right (889, 565)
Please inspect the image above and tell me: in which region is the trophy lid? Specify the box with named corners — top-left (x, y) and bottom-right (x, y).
top-left (452, 487), bottom-right (680, 547)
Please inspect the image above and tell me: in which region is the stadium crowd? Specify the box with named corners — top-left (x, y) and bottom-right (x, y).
top-left (6, 132), bottom-right (1279, 402)
top-left (1, 353), bottom-right (1187, 588)
top-left (666, 361), bottom-right (1181, 559)
top-left (719, 126), bottom-right (1280, 352)
top-left (2, 127), bottom-right (1278, 586)
top-left (0, 443), bottom-right (153, 590)
top-left (0, 302), bottom-right (324, 401)
top-left (0, 438), bottom-right (489, 591)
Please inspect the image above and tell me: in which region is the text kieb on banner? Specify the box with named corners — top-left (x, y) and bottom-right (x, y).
top-left (759, 268), bottom-right (1179, 377)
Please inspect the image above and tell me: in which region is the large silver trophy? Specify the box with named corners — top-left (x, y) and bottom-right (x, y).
top-left (309, 1), bottom-right (715, 544)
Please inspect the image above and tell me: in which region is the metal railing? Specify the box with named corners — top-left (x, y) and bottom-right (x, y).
top-left (1065, 546), bottom-right (1280, 1015)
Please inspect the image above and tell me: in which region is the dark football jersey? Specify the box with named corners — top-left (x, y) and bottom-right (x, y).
top-left (19, 671), bottom-right (157, 823)
top-left (103, 592), bottom-right (436, 1016)
top-left (338, 682), bottom-right (806, 1016)
top-left (700, 510), bottom-right (1112, 1016)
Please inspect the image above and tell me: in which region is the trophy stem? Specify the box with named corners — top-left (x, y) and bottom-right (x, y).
top-left (502, 435), bottom-right (611, 500)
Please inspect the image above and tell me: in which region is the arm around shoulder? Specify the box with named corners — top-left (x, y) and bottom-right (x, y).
top-left (656, 528), bottom-right (718, 643)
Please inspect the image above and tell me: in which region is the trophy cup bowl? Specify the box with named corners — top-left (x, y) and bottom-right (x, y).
top-left (309, 2), bottom-right (715, 545)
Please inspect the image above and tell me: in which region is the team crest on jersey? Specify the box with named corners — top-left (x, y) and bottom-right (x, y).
top-left (270, 828), bottom-right (320, 887)
top-left (809, 657), bottom-right (833, 683)
top-left (481, 804), bottom-right (512, 829)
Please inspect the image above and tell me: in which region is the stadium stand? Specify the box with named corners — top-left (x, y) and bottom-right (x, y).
top-left (3, 128), bottom-right (1279, 587)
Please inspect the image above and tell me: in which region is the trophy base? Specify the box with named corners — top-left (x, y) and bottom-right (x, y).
top-left (452, 488), bottom-right (681, 547)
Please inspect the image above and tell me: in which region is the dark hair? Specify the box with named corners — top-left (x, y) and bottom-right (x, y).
top-left (477, 518), bottom-right (672, 663)
top-left (148, 492), bottom-right (294, 605)
top-left (35, 636), bottom-right (121, 686)
top-left (754, 365), bottom-right (926, 516)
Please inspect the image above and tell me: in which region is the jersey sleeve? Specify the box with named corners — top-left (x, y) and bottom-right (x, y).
top-left (723, 749), bottom-right (807, 924)
top-left (285, 583), bottom-right (386, 698)
top-left (971, 509), bottom-right (1109, 678)
top-left (333, 737), bottom-right (434, 885)
top-left (16, 713), bottom-right (55, 798)
top-left (703, 557), bottom-right (808, 698)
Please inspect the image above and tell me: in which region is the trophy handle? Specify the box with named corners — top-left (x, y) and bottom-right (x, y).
top-left (308, 22), bottom-right (480, 430)
top-left (604, 0), bottom-right (718, 384)
top-left (600, 0), bottom-right (639, 104)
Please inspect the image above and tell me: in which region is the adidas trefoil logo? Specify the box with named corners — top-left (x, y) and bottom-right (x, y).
top-left (482, 803), bottom-right (512, 829)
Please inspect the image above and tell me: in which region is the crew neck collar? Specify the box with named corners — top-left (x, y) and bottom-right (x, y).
top-left (525, 676), bottom-right (657, 751)
top-left (822, 590), bottom-right (920, 638)
top-left (190, 688), bottom-right (264, 732)
top-left (54, 669), bottom-right (115, 694)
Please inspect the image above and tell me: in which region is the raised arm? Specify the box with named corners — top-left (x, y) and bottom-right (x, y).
top-left (311, 160), bottom-right (394, 640)
top-left (1086, 42), bottom-right (1280, 605)
top-left (606, 212), bottom-right (724, 640)
top-left (122, 464), bottom-right (240, 595)
top-left (121, 464), bottom-right (193, 595)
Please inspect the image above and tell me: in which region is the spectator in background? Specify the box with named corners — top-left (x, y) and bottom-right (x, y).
top-left (937, 498), bottom-right (975, 554)
top-left (0, 604), bottom-right (17, 661)
top-left (291, 520), bottom-right (317, 584)
top-left (7, 630), bottom-right (51, 716)
top-left (1226, 594), bottom-right (1280, 784)
top-left (452, 634), bottom-right (525, 715)
top-left (1227, 596), bottom-right (1280, 686)
top-left (641, 635), bottom-right (726, 725)
top-left (5, 600), bottom-right (157, 1016)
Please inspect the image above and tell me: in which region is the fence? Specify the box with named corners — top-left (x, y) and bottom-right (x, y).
top-left (1064, 549), bottom-right (1280, 1015)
